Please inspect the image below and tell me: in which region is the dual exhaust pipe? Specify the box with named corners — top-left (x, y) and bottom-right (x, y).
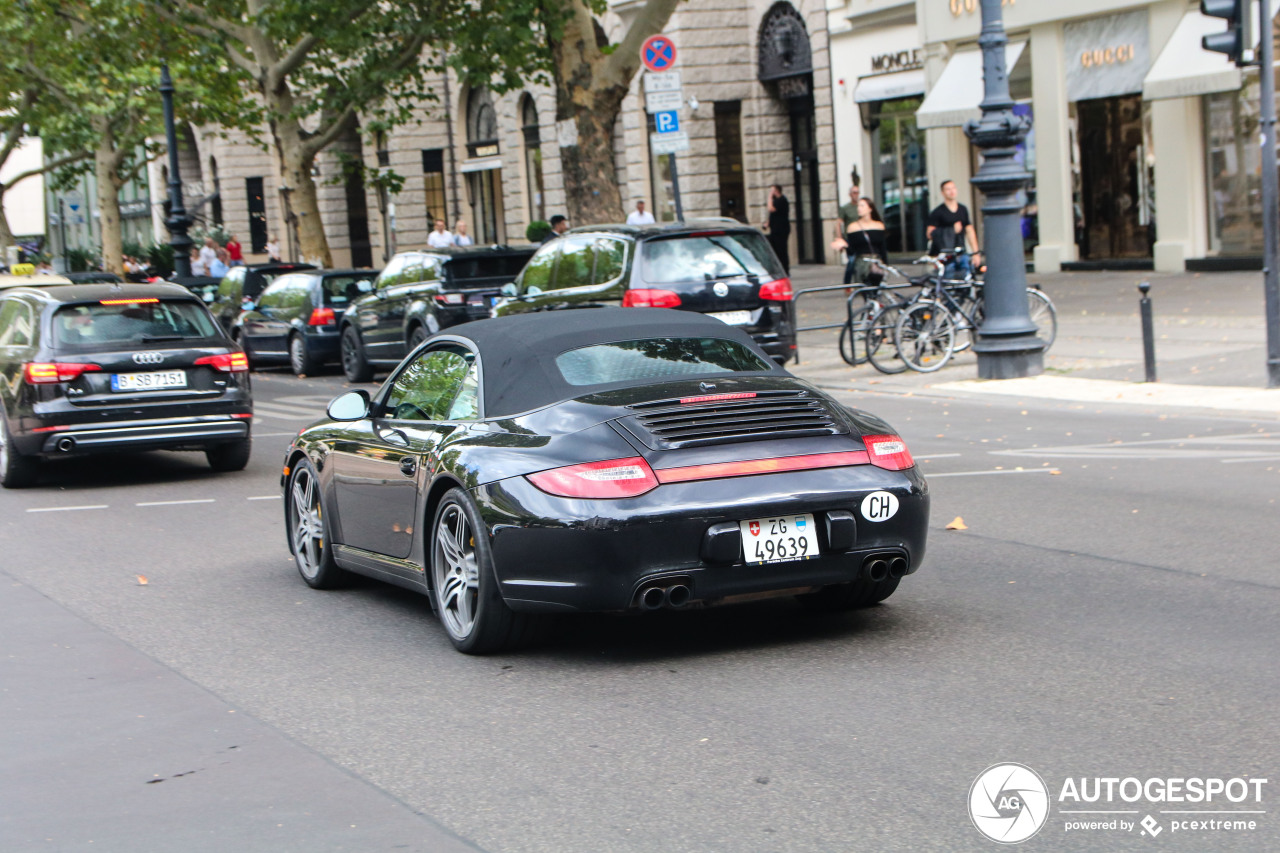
top-left (638, 582), bottom-right (691, 610)
top-left (863, 554), bottom-right (908, 583)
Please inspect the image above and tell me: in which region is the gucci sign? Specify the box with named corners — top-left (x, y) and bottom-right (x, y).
top-left (1081, 44), bottom-right (1135, 67)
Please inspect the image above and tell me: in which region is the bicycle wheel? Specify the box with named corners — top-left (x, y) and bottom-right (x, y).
top-left (838, 301), bottom-right (878, 366)
top-left (896, 300), bottom-right (957, 373)
top-left (865, 302), bottom-right (910, 375)
top-left (1027, 288), bottom-right (1058, 349)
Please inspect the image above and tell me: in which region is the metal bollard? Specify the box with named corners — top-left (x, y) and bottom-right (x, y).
top-left (1138, 281), bottom-right (1156, 383)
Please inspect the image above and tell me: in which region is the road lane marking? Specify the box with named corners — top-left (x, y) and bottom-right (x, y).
top-left (918, 453), bottom-right (962, 459)
top-left (26, 505), bottom-right (108, 513)
top-left (928, 469), bottom-right (1059, 479)
top-left (247, 495), bottom-right (281, 501)
top-left (135, 499), bottom-right (216, 507)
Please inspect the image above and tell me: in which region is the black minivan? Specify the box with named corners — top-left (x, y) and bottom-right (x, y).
top-left (0, 282), bottom-right (253, 488)
top-left (234, 269), bottom-right (376, 374)
top-left (491, 222), bottom-right (796, 363)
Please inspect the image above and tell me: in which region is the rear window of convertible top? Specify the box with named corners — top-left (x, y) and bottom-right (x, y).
top-left (555, 337), bottom-right (771, 386)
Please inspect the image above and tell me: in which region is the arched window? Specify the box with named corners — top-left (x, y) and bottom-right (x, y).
top-left (463, 87), bottom-right (503, 242)
top-left (466, 88), bottom-right (500, 158)
top-left (520, 94), bottom-right (545, 223)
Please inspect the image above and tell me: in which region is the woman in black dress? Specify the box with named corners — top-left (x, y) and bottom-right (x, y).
top-left (840, 198), bottom-right (887, 283)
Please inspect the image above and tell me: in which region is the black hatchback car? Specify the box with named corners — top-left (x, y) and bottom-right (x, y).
top-left (492, 222), bottom-right (796, 363)
top-left (338, 245), bottom-right (535, 382)
top-left (0, 282), bottom-right (253, 488)
top-left (234, 269), bottom-right (377, 375)
top-left (209, 262), bottom-right (317, 333)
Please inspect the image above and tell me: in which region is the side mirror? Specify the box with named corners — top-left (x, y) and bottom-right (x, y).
top-left (327, 389), bottom-right (371, 421)
top-left (500, 282), bottom-right (519, 298)
top-left (526, 285), bottom-right (544, 296)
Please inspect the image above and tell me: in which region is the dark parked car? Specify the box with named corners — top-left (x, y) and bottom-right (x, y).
top-left (0, 282), bottom-right (253, 488)
top-left (209, 262), bottom-right (316, 333)
top-left (283, 308), bottom-right (928, 654)
top-left (63, 271), bottom-right (125, 284)
top-left (170, 275), bottom-right (224, 306)
top-left (492, 221), bottom-right (797, 363)
top-left (338, 245), bottom-right (535, 382)
top-left (233, 269), bottom-right (377, 374)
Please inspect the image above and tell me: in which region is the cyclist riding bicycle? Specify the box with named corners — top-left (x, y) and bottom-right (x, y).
top-left (926, 179), bottom-right (979, 279)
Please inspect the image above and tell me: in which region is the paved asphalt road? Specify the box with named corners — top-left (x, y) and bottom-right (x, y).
top-left (2, 364), bottom-right (1278, 852)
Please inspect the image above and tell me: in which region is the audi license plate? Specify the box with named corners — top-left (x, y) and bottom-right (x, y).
top-left (739, 513), bottom-right (820, 565)
top-left (111, 370), bottom-right (187, 392)
top-left (709, 310), bottom-right (752, 326)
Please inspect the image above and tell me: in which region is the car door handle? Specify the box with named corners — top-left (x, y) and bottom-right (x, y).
top-left (399, 457), bottom-right (417, 477)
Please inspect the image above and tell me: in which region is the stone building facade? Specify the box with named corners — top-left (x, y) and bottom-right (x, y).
top-left (148, 0), bottom-right (840, 269)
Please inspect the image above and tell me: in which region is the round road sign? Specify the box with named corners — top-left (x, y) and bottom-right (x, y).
top-left (641, 35), bottom-right (677, 73)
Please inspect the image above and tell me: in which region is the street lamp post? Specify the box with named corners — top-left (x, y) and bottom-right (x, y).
top-left (160, 64), bottom-right (192, 278)
top-left (965, 0), bottom-right (1045, 379)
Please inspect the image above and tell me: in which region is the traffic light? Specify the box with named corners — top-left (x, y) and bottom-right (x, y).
top-left (1201, 0), bottom-right (1254, 67)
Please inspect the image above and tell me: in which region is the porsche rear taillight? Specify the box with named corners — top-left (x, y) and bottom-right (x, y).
top-left (654, 451), bottom-right (870, 484)
top-left (863, 434), bottom-right (914, 470)
top-left (623, 289), bottom-right (682, 308)
top-left (759, 278), bottom-right (793, 301)
top-left (24, 362), bottom-right (101, 384)
top-left (526, 456), bottom-right (659, 499)
top-left (194, 352), bottom-right (250, 373)
top-left (308, 306), bottom-right (336, 326)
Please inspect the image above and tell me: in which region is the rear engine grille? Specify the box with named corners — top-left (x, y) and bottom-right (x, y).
top-left (625, 390), bottom-right (842, 449)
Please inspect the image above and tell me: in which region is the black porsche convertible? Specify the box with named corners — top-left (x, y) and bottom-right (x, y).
top-left (283, 309), bottom-right (929, 653)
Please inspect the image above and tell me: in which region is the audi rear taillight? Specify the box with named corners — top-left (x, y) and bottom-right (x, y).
top-left (759, 278), bottom-right (793, 301)
top-left (24, 362), bottom-right (101, 384)
top-left (623, 289), bottom-right (682, 308)
top-left (308, 306), bottom-right (336, 326)
top-left (863, 434), bottom-right (914, 470)
top-left (195, 352), bottom-right (250, 373)
top-left (526, 456), bottom-right (659, 499)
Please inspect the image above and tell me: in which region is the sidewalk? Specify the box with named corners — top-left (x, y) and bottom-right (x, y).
top-left (786, 265), bottom-right (1280, 416)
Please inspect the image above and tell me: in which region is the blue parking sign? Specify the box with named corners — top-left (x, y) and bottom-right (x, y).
top-left (654, 110), bottom-right (680, 134)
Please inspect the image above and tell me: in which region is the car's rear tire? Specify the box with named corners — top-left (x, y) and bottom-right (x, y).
top-left (206, 438), bottom-right (251, 472)
top-left (431, 488), bottom-right (543, 654)
top-left (288, 460), bottom-right (348, 589)
top-left (289, 333), bottom-right (318, 376)
top-left (341, 326), bottom-right (374, 383)
top-left (408, 324), bottom-right (428, 352)
top-left (0, 417), bottom-right (39, 489)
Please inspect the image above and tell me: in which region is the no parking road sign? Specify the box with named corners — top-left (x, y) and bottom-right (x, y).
top-left (641, 35), bottom-right (677, 73)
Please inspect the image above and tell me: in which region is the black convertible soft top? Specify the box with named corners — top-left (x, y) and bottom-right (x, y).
top-left (440, 308), bottom-right (784, 417)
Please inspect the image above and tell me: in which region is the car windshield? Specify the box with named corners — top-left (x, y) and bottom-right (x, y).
top-left (640, 232), bottom-right (784, 284)
top-left (53, 300), bottom-right (221, 348)
top-left (555, 337), bottom-right (771, 386)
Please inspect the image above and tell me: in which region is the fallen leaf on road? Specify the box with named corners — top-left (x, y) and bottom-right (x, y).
top-left (1050, 470), bottom-right (1062, 475)
top-left (945, 517), bottom-right (968, 531)
top-left (136, 575), bottom-right (148, 585)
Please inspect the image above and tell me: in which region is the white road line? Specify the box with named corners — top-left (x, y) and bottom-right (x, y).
top-left (918, 453), bottom-right (962, 460)
top-left (928, 468), bottom-right (1059, 479)
top-left (26, 505), bottom-right (108, 513)
top-left (247, 495), bottom-right (281, 501)
top-left (135, 499), bottom-right (217, 507)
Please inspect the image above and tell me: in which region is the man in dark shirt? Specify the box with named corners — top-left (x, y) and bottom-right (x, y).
top-left (834, 183), bottom-right (861, 284)
top-left (926, 180), bottom-right (978, 278)
top-left (764, 184), bottom-right (791, 273)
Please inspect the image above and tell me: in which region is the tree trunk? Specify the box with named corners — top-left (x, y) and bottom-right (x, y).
top-left (0, 188), bottom-right (14, 263)
top-left (93, 118), bottom-right (124, 276)
top-left (270, 115), bottom-right (333, 267)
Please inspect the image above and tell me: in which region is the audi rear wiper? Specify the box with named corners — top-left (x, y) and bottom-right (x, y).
top-left (138, 334), bottom-right (194, 342)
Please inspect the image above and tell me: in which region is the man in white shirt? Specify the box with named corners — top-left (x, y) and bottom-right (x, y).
top-left (626, 200), bottom-right (656, 225)
top-left (198, 237), bottom-right (218, 273)
top-left (427, 219), bottom-right (454, 249)
top-left (453, 220), bottom-right (474, 247)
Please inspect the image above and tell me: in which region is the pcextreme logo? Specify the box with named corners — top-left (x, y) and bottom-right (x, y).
top-left (969, 764), bottom-right (1269, 844)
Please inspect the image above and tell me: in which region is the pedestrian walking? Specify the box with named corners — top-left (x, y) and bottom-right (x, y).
top-left (208, 248), bottom-right (230, 278)
top-left (225, 234), bottom-right (244, 266)
top-left (199, 238), bottom-right (218, 275)
top-left (763, 184), bottom-right (791, 273)
top-left (926, 180), bottom-right (979, 278)
top-left (832, 183), bottom-right (862, 284)
top-left (626, 200), bottom-right (656, 226)
top-left (453, 220), bottom-right (474, 247)
top-left (189, 247), bottom-right (207, 276)
top-left (842, 198), bottom-right (887, 285)
top-left (427, 219), bottom-right (454, 249)
top-left (265, 235), bottom-right (281, 263)
top-left (543, 214), bottom-right (569, 243)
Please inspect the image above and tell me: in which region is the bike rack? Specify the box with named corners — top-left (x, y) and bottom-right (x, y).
top-left (789, 281), bottom-right (919, 365)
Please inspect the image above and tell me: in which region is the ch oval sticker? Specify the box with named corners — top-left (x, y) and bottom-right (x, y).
top-left (861, 491), bottom-right (899, 522)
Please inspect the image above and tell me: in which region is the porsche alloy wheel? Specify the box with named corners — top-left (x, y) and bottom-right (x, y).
top-left (430, 488), bottom-right (542, 654)
top-left (288, 461), bottom-right (345, 588)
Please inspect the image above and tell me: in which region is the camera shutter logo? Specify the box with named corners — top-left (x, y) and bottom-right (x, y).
top-left (132, 352), bottom-right (165, 365)
top-left (968, 763), bottom-right (1050, 844)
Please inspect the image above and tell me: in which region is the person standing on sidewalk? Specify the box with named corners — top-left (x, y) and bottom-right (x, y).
top-left (427, 219), bottom-right (454, 249)
top-left (626, 200), bottom-right (656, 226)
top-left (833, 183), bottom-right (862, 284)
top-left (764, 184), bottom-right (791, 274)
top-left (225, 234), bottom-right (244, 266)
top-left (926, 180), bottom-right (979, 279)
top-left (844, 198), bottom-right (887, 285)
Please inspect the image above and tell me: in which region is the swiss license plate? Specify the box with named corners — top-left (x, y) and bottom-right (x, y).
top-left (111, 370), bottom-right (187, 392)
top-left (739, 513), bottom-right (820, 565)
top-left (709, 310), bottom-right (752, 326)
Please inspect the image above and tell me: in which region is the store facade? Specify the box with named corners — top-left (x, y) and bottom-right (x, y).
top-left (903, 0), bottom-right (1258, 272)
